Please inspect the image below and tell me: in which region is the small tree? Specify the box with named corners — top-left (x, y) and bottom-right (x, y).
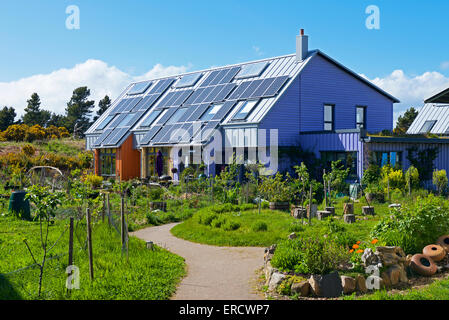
top-left (405, 165), bottom-right (419, 196)
top-left (23, 185), bottom-right (63, 297)
top-left (433, 169), bottom-right (448, 195)
top-left (323, 160), bottom-right (350, 205)
top-left (293, 162), bottom-right (310, 207)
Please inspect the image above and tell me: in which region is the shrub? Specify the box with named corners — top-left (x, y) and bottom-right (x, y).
top-left (381, 166), bottom-right (405, 190)
top-left (362, 164), bottom-right (380, 185)
top-left (211, 216), bottom-right (227, 228)
top-left (433, 169), bottom-right (448, 195)
top-left (271, 237), bottom-right (349, 275)
top-left (405, 165), bottom-right (419, 191)
top-left (146, 213), bottom-right (162, 225)
top-left (82, 174), bottom-right (103, 189)
top-left (21, 144), bottom-right (36, 157)
top-left (222, 219), bottom-right (240, 231)
top-left (288, 222), bottom-right (304, 233)
top-left (197, 212), bottom-right (218, 226)
top-left (148, 187), bottom-right (164, 201)
top-left (251, 221), bottom-right (268, 232)
top-left (371, 194), bottom-right (449, 254)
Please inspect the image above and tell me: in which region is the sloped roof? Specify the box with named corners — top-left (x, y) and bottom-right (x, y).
top-left (407, 103), bottom-right (449, 135)
top-left (85, 50), bottom-right (399, 150)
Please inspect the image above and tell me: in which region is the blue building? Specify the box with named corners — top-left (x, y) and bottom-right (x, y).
top-left (86, 30), bottom-right (449, 183)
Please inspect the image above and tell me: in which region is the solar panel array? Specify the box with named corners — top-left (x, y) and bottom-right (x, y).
top-left (92, 61), bottom-right (291, 149)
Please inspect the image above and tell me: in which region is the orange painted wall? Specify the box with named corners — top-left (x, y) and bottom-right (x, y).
top-left (115, 134), bottom-right (140, 181)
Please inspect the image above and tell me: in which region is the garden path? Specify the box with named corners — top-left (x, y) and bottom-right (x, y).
top-left (132, 223), bottom-right (265, 300)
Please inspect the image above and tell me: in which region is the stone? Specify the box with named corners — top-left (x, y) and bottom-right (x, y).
top-left (265, 261), bottom-right (275, 285)
top-left (389, 203), bottom-right (401, 209)
top-left (343, 214), bottom-right (356, 224)
top-left (317, 210), bottom-right (331, 220)
top-left (288, 232), bottom-right (297, 240)
top-left (405, 254), bottom-right (413, 267)
top-left (307, 204), bottom-right (318, 218)
top-left (380, 271), bottom-right (391, 287)
top-left (268, 272), bottom-right (285, 291)
top-left (308, 271), bottom-right (343, 298)
top-left (265, 244), bottom-right (277, 254)
top-left (361, 248), bottom-right (380, 267)
top-left (291, 281), bottom-right (310, 297)
top-left (362, 206), bottom-right (375, 215)
top-left (343, 203), bottom-right (354, 215)
top-left (264, 252), bottom-right (273, 263)
top-left (292, 207), bottom-right (307, 219)
top-left (355, 275), bottom-right (368, 293)
top-left (341, 276), bottom-right (356, 294)
top-left (376, 246), bottom-right (406, 266)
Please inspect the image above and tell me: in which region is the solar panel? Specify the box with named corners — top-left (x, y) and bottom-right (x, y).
top-left (166, 108), bottom-right (187, 125)
top-left (155, 107), bottom-right (178, 125)
top-left (127, 81), bottom-right (152, 95)
top-left (125, 111), bottom-right (145, 129)
top-left (137, 94), bottom-right (160, 112)
top-left (214, 83), bottom-right (236, 102)
top-left (262, 76), bottom-right (289, 97)
top-left (107, 114), bottom-right (127, 129)
top-left (117, 113), bottom-right (135, 127)
top-left (139, 126), bottom-right (162, 145)
top-left (174, 73), bottom-right (202, 88)
top-left (219, 67), bottom-right (241, 84)
top-left (152, 124), bottom-right (175, 143)
top-left (193, 121), bottom-right (220, 143)
top-left (238, 79), bottom-right (264, 100)
top-left (200, 70), bottom-right (221, 87)
top-left (106, 127), bottom-right (129, 146)
top-left (96, 115), bottom-right (114, 131)
top-left (227, 81), bottom-right (252, 100)
top-left (208, 69), bottom-right (229, 86)
top-left (250, 78), bottom-right (276, 98)
top-left (93, 129), bottom-right (114, 146)
top-left (139, 109), bottom-right (162, 128)
top-left (122, 97), bottom-right (141, 113)
top-left (185, 103), bottom-right (210, 122)
top-left (235, 61), bottom-right (269, 79)
top-left (184, 87), bottom-right (206, 105)
top-left (202, 85), bottom-right (225, 103)
top-left (173, 89), bottom-right (194, 105)
top-left (193, 86), bottom-right (214, 104)
top-left (211, 101), bottom-right (236, 121)
top-left (110, 99), bottom-right (128, 114)
top-left (156, 123), bottom-right (186, 144)
top-left (169, 123), bottom-right (191, 143)
top-left (148, 78), bottom-right (175, 95)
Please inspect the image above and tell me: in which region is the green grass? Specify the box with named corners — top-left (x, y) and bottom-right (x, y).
top-left (171, 204), bottom-right (382, 247)
top-left (0, 216), bottom-right (186, 300)
top-left (345, 276), bottom-right (449, 300)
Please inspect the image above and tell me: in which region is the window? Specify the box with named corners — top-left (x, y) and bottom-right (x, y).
top-left (146, 147), bottom-right (169, 178)
top-left (419, 120), bottom-right (437, 133)
top-left (200, 104), bottom-right (223, 121)
top-left (372, 151), bottom-right (402, 168)
top-left (140, 110), bottom-right (162, 127)
top-left (174, 73), bottom-right (202, 88)
top-left (356, 106), bottom-right (366, 129)
top-left (235, 62), bottom-right (269, 79)
top-left (99, 148), bottom-right (116, 176)
top-left (232, 100), bottom-right (258, 121)
top-left (321, 151), bottom-right (357, 180)
top-left (324, 104), bottom-right (334, 131)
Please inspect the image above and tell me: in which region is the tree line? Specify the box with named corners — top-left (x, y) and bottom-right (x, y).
top-left (0, 86), bottom-right (111, 138)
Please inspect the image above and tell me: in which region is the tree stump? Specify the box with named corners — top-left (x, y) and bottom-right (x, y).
top-left (343, 203), bottom-right (354, 215)
top-left (325, 206), bottom-right (335, 216)
top-left (343, 214), bottom-right (356, 224)
top-left (307, 204), bottom-right (318, 219)
top-left (292, 207), bottom-right (307, 219)
top-left (317, 211), bottom-right (331, 220)
top-left (362, 206), bottom-right (375, 216)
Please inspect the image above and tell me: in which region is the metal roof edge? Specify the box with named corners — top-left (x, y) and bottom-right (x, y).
top-left (363, 135), bottom-right (449, 144)
top-left (424, 87), bottom-right (449, 104)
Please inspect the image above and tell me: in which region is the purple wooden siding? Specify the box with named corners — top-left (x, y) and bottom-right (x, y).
top-left (299, 55), bottom-right (394, 133)
top-left (259, 76), bottom-right (300, 146)
top-left (298, 132), bottom-right (364, 179)
top-left (367, 142), bottom-right (449, 183)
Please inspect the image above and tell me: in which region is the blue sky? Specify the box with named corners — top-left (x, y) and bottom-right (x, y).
top-left (1, 0), bottom-right (449, 121)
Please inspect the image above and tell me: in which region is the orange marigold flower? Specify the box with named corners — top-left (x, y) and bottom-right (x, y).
top-left (356, 241), bottom-right (361, 244)
top-left (371, 239), bottom-right (379, 244)
top-left (356, 249), bottom-right (363, 254)
top-left (352, 244), bottom-right (359, 249)
top-left (349, 249), bottom-right (354, 253)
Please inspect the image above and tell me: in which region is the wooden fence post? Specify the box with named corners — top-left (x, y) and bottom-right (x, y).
top-left (106, 193), bottom-right (111, 225)
top-left (68, 217), bottom-right (74, 267)
top-left (308, 184), bottom-right (313, 225)
top-left (102, 193), bottom-right (105, 223)
top-left (86, 208), bottom-right (94, 281)
top-left (121, 194), bottom-right (125, 249)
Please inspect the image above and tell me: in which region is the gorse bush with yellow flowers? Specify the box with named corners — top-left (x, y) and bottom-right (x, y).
top-left (0, 124), bottom-right (69, 142)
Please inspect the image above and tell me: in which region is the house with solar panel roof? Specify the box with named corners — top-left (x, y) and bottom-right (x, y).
top-left (85, 29), bottom-right (449, 184)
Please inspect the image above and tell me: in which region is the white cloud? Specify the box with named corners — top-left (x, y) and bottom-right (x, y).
top-left (0, 59), bottom-right (190, 118)
top-left (252, 46), bottom-right (263, 56)
top-left (361, 70), bottom-right (449, 124)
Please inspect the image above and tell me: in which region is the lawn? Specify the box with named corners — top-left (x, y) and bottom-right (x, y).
top-left (0, 216), bottom-right (186, 300)
top-left (170, 199), bottom-right (392, 247)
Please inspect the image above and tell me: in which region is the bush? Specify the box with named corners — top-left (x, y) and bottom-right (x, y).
top-left (271, 237), bottom-right (349, 275)
top-left (82, 174), bottom-right (103, 189)
top-left (381, 166), bottom-right (405, 190)
top-left (148, 188), bottom-right (164, 201)
top-left (362, 164), bottom-right (380, 185)
top-left (288, 222), bottom-right (304, 233)
top-left (197, 212), bottom-right (218, 226)
top-left (222, 219), bottom-right (240, 231)
top-left (251, 221), bottom-right (268, 232)
top-left (146, 213), bottom-right (162, 225)
top-left (371, 194), bottom-right (449, 254)
top-left (433, 169), bottom-right (448, 195)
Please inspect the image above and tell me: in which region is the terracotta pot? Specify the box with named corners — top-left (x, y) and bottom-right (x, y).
top-left (410, 254), bottom-right (437, 276)
top-left (423, 244), bottom-right (446, 262)
top-left (437, 235), bottom-right (449, 254)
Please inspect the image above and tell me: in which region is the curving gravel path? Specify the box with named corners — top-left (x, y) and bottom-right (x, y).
top-left (132, 223), bottom-right (265, 300)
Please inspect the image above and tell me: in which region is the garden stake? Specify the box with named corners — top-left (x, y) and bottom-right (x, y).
top-left (67, 217), bottom-right (74, 294)
top-left (86, 208), bottom-right (94, 281)
top-left (121, 194), bottom-right (125, 250)
top-left (308, 183), bottom-right (312, 225)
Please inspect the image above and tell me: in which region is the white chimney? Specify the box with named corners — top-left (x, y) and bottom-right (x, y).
top-left (296, 29), bottom-right (309, 62)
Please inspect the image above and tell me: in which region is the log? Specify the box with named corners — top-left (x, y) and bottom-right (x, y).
top-left (362, 206), bottom-right (375, 216)
top-left (343, 203), bottom-right (354, 215)
top-left (343, 214), bottom-right (356, 224)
